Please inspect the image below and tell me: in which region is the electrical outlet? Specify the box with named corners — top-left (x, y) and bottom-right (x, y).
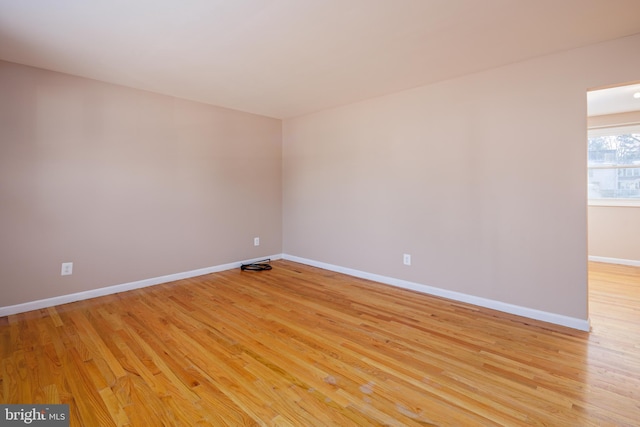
top-left (254, 237), bottom-right (260, 246)
top-left (403, 254), bottom-right (411, 266)
top-left (61, 262), bottom-right (73, 276)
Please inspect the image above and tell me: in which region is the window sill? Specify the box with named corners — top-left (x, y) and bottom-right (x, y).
top-left (588, 199), bottom-right (640, 207)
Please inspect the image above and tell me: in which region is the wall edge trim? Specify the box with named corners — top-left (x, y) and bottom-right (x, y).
top-left (283, 254), bottom-right (591, 332)
top-left (588, 255), bottom-right (640, 267)
top-left (0, 254), bottom-right (283, 317)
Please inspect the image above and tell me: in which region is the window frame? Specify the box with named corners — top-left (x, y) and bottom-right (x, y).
top-left (587, 123), bottom-right (640, 207)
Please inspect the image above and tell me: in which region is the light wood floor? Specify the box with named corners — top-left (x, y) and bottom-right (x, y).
top-left (1, 260), bottom-right (639, 426)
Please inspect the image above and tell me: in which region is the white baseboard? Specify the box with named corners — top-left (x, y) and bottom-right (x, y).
top-left (283, 254), bottom-right (591, 332)
top-left (588, 255), bottom-right (640, 267)
top-left (0, 254), bottom-right (282, 317)
top-left (4, 253), bottom-right (591, 332)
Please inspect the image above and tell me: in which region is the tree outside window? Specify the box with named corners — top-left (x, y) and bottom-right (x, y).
top-left (588, 126), bottom-right (640, 200)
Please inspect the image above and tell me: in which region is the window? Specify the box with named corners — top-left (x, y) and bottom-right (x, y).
top-left (588, 124), bottom-right (640, 205)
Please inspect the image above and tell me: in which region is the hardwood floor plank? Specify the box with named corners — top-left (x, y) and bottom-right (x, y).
top-left (1, 260), bottom-right (640, 425)
top-left (98, 387), bottom-right (130, 427)
top-left (62, 349), bottom-right (116, 427)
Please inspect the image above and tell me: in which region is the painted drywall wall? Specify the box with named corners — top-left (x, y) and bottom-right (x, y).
top-left (283, 34), bottom-right (640, 321)
top-left (589, 206), bottom-right (640, 263)
top-left (0, 60), bottom-right (282, 307)
top-left (588, 111), bottom-right (640, 263)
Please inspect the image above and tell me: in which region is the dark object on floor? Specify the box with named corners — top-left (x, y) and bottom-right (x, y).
top-left (241, 259), bottom-right (272, 271)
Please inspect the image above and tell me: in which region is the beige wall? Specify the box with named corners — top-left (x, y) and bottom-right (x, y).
top-left (0, 60), bottom-right (282, 307)
top-left (283, 34), bottom-right (640, 321)
top-left (588, 111), bottom-right (640, 263)
top-left (3, 33), bottom-right (640, 320)
top-left (589, 206), bottom-right (640, 262)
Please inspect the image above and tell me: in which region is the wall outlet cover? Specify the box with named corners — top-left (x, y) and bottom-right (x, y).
top-left (61, 262), bottom-right (73, 276)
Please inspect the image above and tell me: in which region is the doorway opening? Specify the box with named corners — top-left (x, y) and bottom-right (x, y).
top-left (586, 82), bottom-right (640, 267)
top-left (586, 82), bottom-right (640, 333)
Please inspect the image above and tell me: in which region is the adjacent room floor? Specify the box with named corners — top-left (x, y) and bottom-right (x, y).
top-left (1, 260), bottom-right (638, 425)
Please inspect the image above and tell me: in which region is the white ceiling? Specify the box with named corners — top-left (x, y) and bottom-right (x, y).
top-left (588, 83), bottom-right (640, 117)
top-left (1, 0), bottom-right (640, 119)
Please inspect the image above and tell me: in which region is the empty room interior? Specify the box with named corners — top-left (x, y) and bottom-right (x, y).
top-left (1, 1), bottom-right (640, 425)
